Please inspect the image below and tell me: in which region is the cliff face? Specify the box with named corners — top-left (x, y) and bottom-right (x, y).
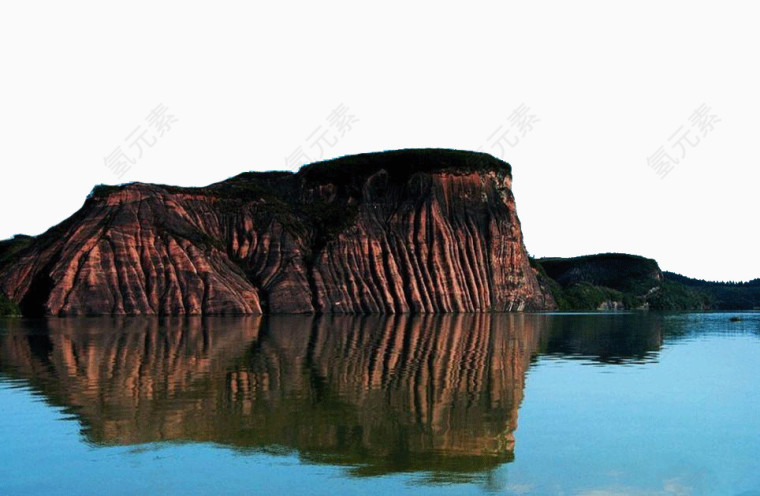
top-left (0, 149), bottom-right (554, 315)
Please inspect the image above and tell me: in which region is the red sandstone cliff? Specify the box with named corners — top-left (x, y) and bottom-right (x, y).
top-left (0, 149), bottom-right (555, 315)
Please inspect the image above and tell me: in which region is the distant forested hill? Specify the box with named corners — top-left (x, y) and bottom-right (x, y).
top-left (532, 254), bottom-right (758, 311)
top-left (663, 272), bottom-right (760, 310)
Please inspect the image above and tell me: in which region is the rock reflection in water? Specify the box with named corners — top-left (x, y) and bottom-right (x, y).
top-left (0, 314), bottom-right (543, 477)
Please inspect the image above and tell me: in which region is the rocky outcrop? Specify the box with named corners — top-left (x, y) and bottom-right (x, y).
top-left (0, 149), bottom-right (554, 315)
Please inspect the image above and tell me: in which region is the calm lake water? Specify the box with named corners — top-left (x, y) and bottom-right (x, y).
top-left (1, 313), bottom-right (758, 495)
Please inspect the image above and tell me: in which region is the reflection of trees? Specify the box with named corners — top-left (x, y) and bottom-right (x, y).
top-left (0, 314), bottom-right (542, 478)
top-left (533, 312), bottom-right (759, 365)
top-left (537, 313), bottom-right (664, 364)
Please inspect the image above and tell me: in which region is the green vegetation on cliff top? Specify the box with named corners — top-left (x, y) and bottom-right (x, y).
top-left (298, 148), bottom-right (511, 186)
top-left (87, 149), bottom-right (510, 201)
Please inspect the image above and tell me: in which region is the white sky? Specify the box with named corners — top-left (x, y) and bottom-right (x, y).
top-left (1, 1), bottom-right (757, 282)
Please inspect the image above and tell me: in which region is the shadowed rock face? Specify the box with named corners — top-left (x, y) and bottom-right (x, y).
top-left (0, 314), bottom-right (544, 476)
top-left (0, 149), bottom-right (554, 316)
